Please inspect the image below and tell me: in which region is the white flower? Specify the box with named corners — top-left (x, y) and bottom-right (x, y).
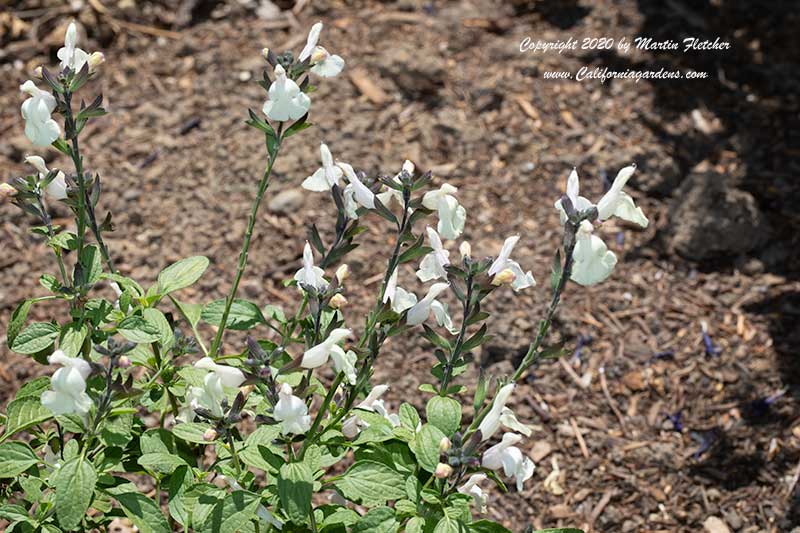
top-left (459, 241), bottom-right (472, 260)
top-left (294, 241), bottom-right (328, 291)
top-left (302, 143), bottom-right (343, 192)
top-left (87, 52), bottom-right (105, 72)
top-left (458, 474), bottom-right (488, 513)
top-left (416, 227), bottom-right (450, 282)
top-left (555, 166), bottom-right (648, 228)
top-left (431, 300), bottom-right (458, 335)
top-left (383, 268), bottom-right (417, 313)
top-left (273, 383), bottom-right (312, 435)
top-left (43, 444), bottom-right (63, 472)
top-left (481, 433), bottom-right (535, 491)
top-left (332, 349), bottom-right (358, 385)
top-left (376, 160), bottom-right (413, 207)
top-left (57, 22), bottom-right (90, 73)
top-left (422, 184), bottom-right (466, 240)
top-left (310, 46), bottom-right (345, 77)
top-left (182, 372), bottom-right (226, 420)
top-left (487, 236), bottom-right (536, 292)
top-left (478, 383), bottom-right (516, 441)
top-left (301, 328), bottom-right (352, 368)
top-left (338, 162), bottom-right (376, 209)
top-left (570, 220), bottom-right (617, 286)
top-left (262, 64), bottom-right (310, 122)
top-left (406, 282), bottom-right (449, 326)
top-left (335, 264), bottom-right (350, 283)
top-left (20, 80), bottom-right (60, 147)
top-left (194, 357), bottom-right (246, 388)
top-left (299, 23), bottom-right (345, 78)
top-left (41, 350), bottom-right (93, 417)
top-left (25, 155), bottom-right (68, 201)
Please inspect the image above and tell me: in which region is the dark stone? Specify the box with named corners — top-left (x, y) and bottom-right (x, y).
top-left (670, 171), bottom-right (768, 260)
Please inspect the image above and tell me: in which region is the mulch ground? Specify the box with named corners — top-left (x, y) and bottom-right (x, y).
top-left (1, 1), bottom-right (798, 531)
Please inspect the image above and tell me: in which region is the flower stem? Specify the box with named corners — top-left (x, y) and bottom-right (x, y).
top-left (209, 138), bottom-right (282, 357)
top-left (227, 432), bottom-right (243, 479)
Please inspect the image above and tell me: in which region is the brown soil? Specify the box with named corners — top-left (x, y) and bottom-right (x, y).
top-left (1, 1), bottom-right (799, 531)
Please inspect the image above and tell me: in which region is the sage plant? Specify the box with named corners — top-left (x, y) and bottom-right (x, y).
top-left (0, 20), bottom-right (647, 533)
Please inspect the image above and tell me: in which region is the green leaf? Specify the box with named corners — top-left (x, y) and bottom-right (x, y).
top-left (0, 442), bottom-right (39, 477)
top-left (413, 424), bottom-right (447, 473)
top-left (200, 490), bottom-right (262, 533)
top-left (352, 506), bottom-right (398, 533)
top-left (435, 516), bottom-right (466, 533)
top-left (7, 299), bottom-right (33, 347)
top-left (172, 423), bottom-right (213, 444)
top-left (426, 396), bottom-right (462, 437)
top-left (11, 322), bottom-right (59, 354)
top-left (168, 465), bottom-right (193, 527)
top-left (79, 245), bottom-right (103, 286)
top-left (201, 299), bottom-right (266, 330)
top-left (157, 256), bottom-right (210, 295)
top-left (284, 118), bottom-right (313, 138)
top-left (54, 457), bottom-right (96, 530)
top-left (406, 516), bottom-right (426, 533)
top-left (138, 452), bottom-right (188, 474)
top-left (2, 395), bottom-right (52, 441)
top-left (551, 249), bottom-right (563, 294)
top-left (116, 492), bottom-right (171, 533)
top-left (399, 403), bottom-right (420, 430)
top-left (117, 315), bottom-right (161, 344)
top-left (59, 323), bottom-right (87, 358)
top-left (334, 461), bottom-right (406, 507)
top-left (143, 308), bottom-right (174, 351)
top-left (278, 462), bottom-right (313, 524)
top-left (171, 297), bottom-right (203, 329)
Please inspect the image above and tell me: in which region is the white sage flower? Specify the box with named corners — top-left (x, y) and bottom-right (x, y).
top-left (341, 384), bottom-right (398, 437)
top-left (431, 300), bottom-right (458, 335)
top-left (25, 155), bottom-right (68, 201)
top-left (406, 282), bottom-right (449, 326)
top-left (302, 143), bottom-right (343, 192)
top-left (478, 383), bottom-right (516, 441)
top-left (41, 350), bottom-right (93, 417)
top-left (422, 184), bottom-right (466, 240)
top-left (338, 162), bottom-right (376, 209)
top-left (376, 160), bottom-right (413, 207)
top-left (416, 227), bottom-right (450, 282)
top-left (301, 328), bottom-right (352, 369)
top-left (555, 166), bottom-right (648, 227)
top-left (458, 474), bottom-right (488, 513)
top-left (570, 220), bottom-right (617, 286)
top-left (481, 433), bottom-right (535, 491)
top-left (299, 23), bottom-right (345, 78)
top-left (20, 80), bottom-right (60, 147)
top-left (383, 268), bottom-right (417, 313)
top-left (194, 357), bottom-right (246, 388)
top-left (487, 236), bottom-right (536, 292)
top-left (294, 241), bottom-right (328, 291)
top-left (57, 22), bottom-right (90, 73)
top-left (273, 383), bottom-right (311, 435)
top-left (332, 349), bottom-right (358, 385)
top-left (262, 64), bottom-right (310, 122)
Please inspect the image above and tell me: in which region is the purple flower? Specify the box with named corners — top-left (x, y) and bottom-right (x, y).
top-left (665, 410), bottom-right (683, 432)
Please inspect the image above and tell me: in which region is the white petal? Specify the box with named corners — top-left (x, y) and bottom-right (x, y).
top-left (596, 165), bottom-right (636, 221)
top-left (571, 225), bottom-right (617, 286)
top-left (488, 236), bottom-right (519, 275)
top-left (303, 168), bottom-right (332, 191)
top-left (610, 191), bottom-right (648, 228)
top-left (299, 22), bottom-right (323, 61)
top-left (310, 54), bottom-right (345, 77)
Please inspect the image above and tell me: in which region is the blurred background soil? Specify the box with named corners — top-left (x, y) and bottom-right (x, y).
top-left (1, 0), bottom-right (799, 531)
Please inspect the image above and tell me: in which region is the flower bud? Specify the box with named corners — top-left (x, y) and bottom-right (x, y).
top-left (262, 47), bottom-right (271, 60)
top-left (459, 241), bottom-right (472, 260)
top-left (434, 463), bottom-right (453, 479)
top-left (239, 384), bottom-right (255, 398)
top-left (439, 436), bottom-right (452, 454)
top-left (329, 293), bottom-right (348, 309)
top-left (88, 52), bottom-right (105, 72)
top-left (33, 66), bottom-right (44, 78)
top-left (491, 268), bottom-right (517, 286)
top-left (335, 264), bottom-right (350, 283)
top-left (117, 355), bottom-right (131, 368)
top-left (203, 428), bottom-right (218, 441)
top-left (0, 183), bottom-right (17, 202)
